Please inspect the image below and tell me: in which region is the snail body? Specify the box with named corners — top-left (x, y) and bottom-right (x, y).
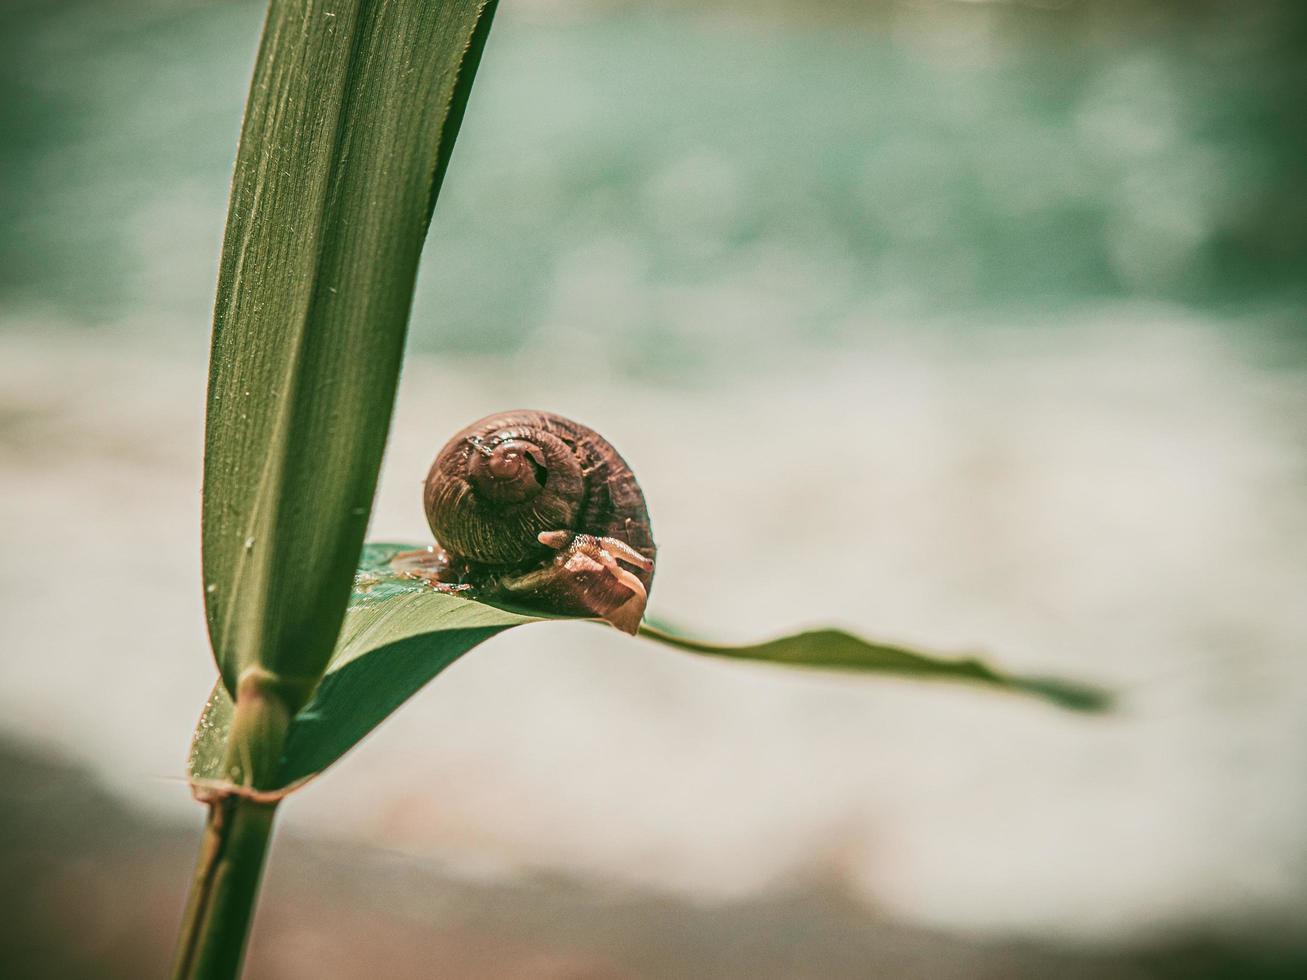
top-left (415, 410), bottom-right (656, 633)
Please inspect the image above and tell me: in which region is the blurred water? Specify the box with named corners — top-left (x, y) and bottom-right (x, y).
top-left (2, 1), bottom-right (1303, 364)
top-left (2, 0), bottom-right (1306, 955)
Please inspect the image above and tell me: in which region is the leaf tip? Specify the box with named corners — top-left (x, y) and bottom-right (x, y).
top-left (1012, 676), bottom-right (1115, 713)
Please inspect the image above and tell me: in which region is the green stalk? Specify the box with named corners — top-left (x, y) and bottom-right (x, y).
top-left (171, 797), bottom-right (278, 980)
top-left (173, 0), bottom-right (498, 973)
top-left (173, 679), bottom-right (291, 980)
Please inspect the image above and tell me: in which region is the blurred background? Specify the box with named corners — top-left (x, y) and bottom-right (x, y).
top-left (2, 0), bottom-right (1306, 977)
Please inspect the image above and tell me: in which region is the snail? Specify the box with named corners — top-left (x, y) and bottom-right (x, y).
top-left (396, 410), bottom-right (656, 634)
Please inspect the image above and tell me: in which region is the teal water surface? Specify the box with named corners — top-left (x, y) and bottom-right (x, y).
top-left (2, 0), bottom-right (1303, 372)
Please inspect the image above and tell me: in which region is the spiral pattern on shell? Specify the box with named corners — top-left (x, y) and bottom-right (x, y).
top-left (423, 410), bottom-right (656, 589)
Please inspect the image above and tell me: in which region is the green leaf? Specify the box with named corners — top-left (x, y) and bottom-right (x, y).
top-left (190, 543), bottom-right (537, 794)
top-left (200, 0), bottom-right (499, 711)
top-left (189, 543), bottom-right (1108, 797)
top-left (637, 625), bottom-right (1111, 713)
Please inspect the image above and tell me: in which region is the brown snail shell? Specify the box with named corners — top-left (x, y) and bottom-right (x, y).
top-left (421, 410), bottom-right (656, 631)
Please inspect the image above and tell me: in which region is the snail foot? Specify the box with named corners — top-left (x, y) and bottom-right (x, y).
top-left (400, 569), bottom-right (472, 594)
top-left (421, 577), bottom-right (473, 595)
top-left (389, 547), bottom-right (471, 593)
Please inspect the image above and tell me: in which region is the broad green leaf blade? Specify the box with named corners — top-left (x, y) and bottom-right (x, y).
top-left (637, 624), bottom-right (1110, 712)
top-left (202, 0), bottom-right (499, 705)
top-left (284, 594), bottom-right (535, 784)
top-left (190, 543), bottom-right (1108, 797)
top-left (190, 544), bottom-right (541, 794)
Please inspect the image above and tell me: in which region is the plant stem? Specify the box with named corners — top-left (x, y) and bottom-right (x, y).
top-left (173, 670), bottom-right (292, 980)
top-left (171, 796), bottom-right (279, 980)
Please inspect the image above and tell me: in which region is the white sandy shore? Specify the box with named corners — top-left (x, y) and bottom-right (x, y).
top-left (1, 311), bottom-right (1305, 945)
